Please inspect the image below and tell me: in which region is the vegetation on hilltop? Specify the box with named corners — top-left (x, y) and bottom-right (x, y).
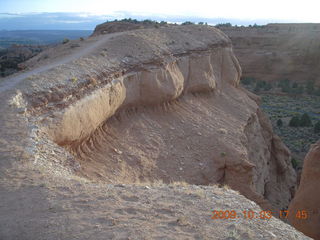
top-left (215, 23), bottom-right (265, 28)
top-left (106, 18), bottom-right (210, 26)
top-left (0, 44), bottom-right (45, 77)
top-left (241, 77), bottom-right (320, 96)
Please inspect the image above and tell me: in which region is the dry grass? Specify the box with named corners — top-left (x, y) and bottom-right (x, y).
top-left (70, 77), bottom-right (78, 83)
top-left (186, 188), bottom-right (206, 198)
top-left (129, 179), bottom-right (192, 188)
top-left (169, 181), bottom-right (190, 187)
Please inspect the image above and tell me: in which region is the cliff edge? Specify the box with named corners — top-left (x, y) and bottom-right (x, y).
top-left (0, 24), bottom-right (305, 239)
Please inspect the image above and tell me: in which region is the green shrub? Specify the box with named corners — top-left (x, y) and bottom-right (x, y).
top-left (142, 19), bottom-right (156, 25)
top-left (215, 23), bottom-right (232, 27)
top-left (70, 77), bottom-right (78, 83)
top-left (314, 121), bottom-right (320, 133)
top-left (263, 82), bottom-right (272, 91)
top-left (306, 80), bottom-right (315, 94)
top-left (253, 23), bottom-right (263, 28)
top-left (300, 113), bottom-right (312, 127)
top-left (253, 80), bottom-right (273, 91)
top-left (241, 77), bottom-right (255, 85)
top-left (281, 85), bottom-right (290, 93)
top-left (289, 116), bottom-right (300, 127)
top-left (278, 79), bottom-right (290, 87)
top-left (181, 21), bottom-right (194, 25)
top-left (314, 87), bottom-right (320, 96)
top-left (294, 86), bottom-right (304, 94)
top-left (277, 119), bottom-right (283, 127)
top-left (254, 85), bottom-right (261, 93)
top-left (62, 38), bottom-right (70, 44)
top-left (220, 152), bottom-right (226, 157)
top-left (120, 18), bottom-right (139, 24)
top-left (256, 80), bottom-right (267, 88)
top-left (291, 158), bottom-right (299, 169)
top-left (278, 80), bottom-right (304, 94)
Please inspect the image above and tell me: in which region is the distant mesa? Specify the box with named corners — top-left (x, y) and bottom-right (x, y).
top-left (219, 23), bottom-right (320, 85)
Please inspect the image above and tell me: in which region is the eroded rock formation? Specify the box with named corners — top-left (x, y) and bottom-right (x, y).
top-left (0, 23), bottom-right (306, 239)
top-left (3, 25), bottom-right (295, 212)
top-left (219, 23), bottom-right (320, 84)
top-left (288, 140), bottom-right (320, 239)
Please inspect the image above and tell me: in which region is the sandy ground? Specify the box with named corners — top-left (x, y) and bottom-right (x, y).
top-left (0, 177), bottom-right (310, 240)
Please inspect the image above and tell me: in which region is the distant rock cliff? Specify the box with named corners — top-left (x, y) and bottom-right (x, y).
top-left (219, 23), bottom-right (320, 84)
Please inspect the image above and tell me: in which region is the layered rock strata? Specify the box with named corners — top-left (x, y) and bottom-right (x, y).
top-left (219, 23), bottom-right (320, 84)
top-left (2, 25), bottom-right (296, 213)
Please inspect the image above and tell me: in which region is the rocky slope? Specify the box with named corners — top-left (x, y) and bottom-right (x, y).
top-left (288, 140), bottom-right (320, 239)
top-left (219, 23), bottom-right (320, 84)
top-left (0, 24), bottom-right (306, 239)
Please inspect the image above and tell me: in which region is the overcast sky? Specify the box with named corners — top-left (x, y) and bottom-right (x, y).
top-left (1, 0), bottom-right (320, 22)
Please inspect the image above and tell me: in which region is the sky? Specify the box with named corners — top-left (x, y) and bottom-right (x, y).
top-left (1, 0), bottom-right (320, 22)
top-left (1, 0), bottom-right (320, 30)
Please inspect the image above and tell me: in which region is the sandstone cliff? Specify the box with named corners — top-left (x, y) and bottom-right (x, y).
top-left (8, 25), bottom-right (296, 210)
top-left (0, 25), bottom-right (305, 239)
top-left (288, 140), bottom-right (320, 239)
top-left (219, 23), bottom-right (320, 84)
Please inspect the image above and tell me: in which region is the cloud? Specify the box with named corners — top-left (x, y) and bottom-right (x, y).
top-left (0, 10), bottom-right (314, 31)
top-left (54, 20), bottom-right (91, 24)
top-left (0, 12), bottom-right (105, 30)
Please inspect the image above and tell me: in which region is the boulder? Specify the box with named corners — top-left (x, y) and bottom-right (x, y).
top-left (288, 140), bottom-right (320, 239)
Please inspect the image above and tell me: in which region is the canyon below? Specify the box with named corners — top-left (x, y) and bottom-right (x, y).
top-left (0, 22), bottom-right (319, 239)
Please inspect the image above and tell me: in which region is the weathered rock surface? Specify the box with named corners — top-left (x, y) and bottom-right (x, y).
top-left (0, 180), bottom-right (310, 240)
top-left (0, 25), bottom-right (305, 239)
top-left (288, 140), bottom-right (320, 239)
top-left (219, 23), bottom-right (320, 84)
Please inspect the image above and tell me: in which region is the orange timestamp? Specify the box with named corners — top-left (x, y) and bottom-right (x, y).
top-left (211, 210), bottom-right (308, 220)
